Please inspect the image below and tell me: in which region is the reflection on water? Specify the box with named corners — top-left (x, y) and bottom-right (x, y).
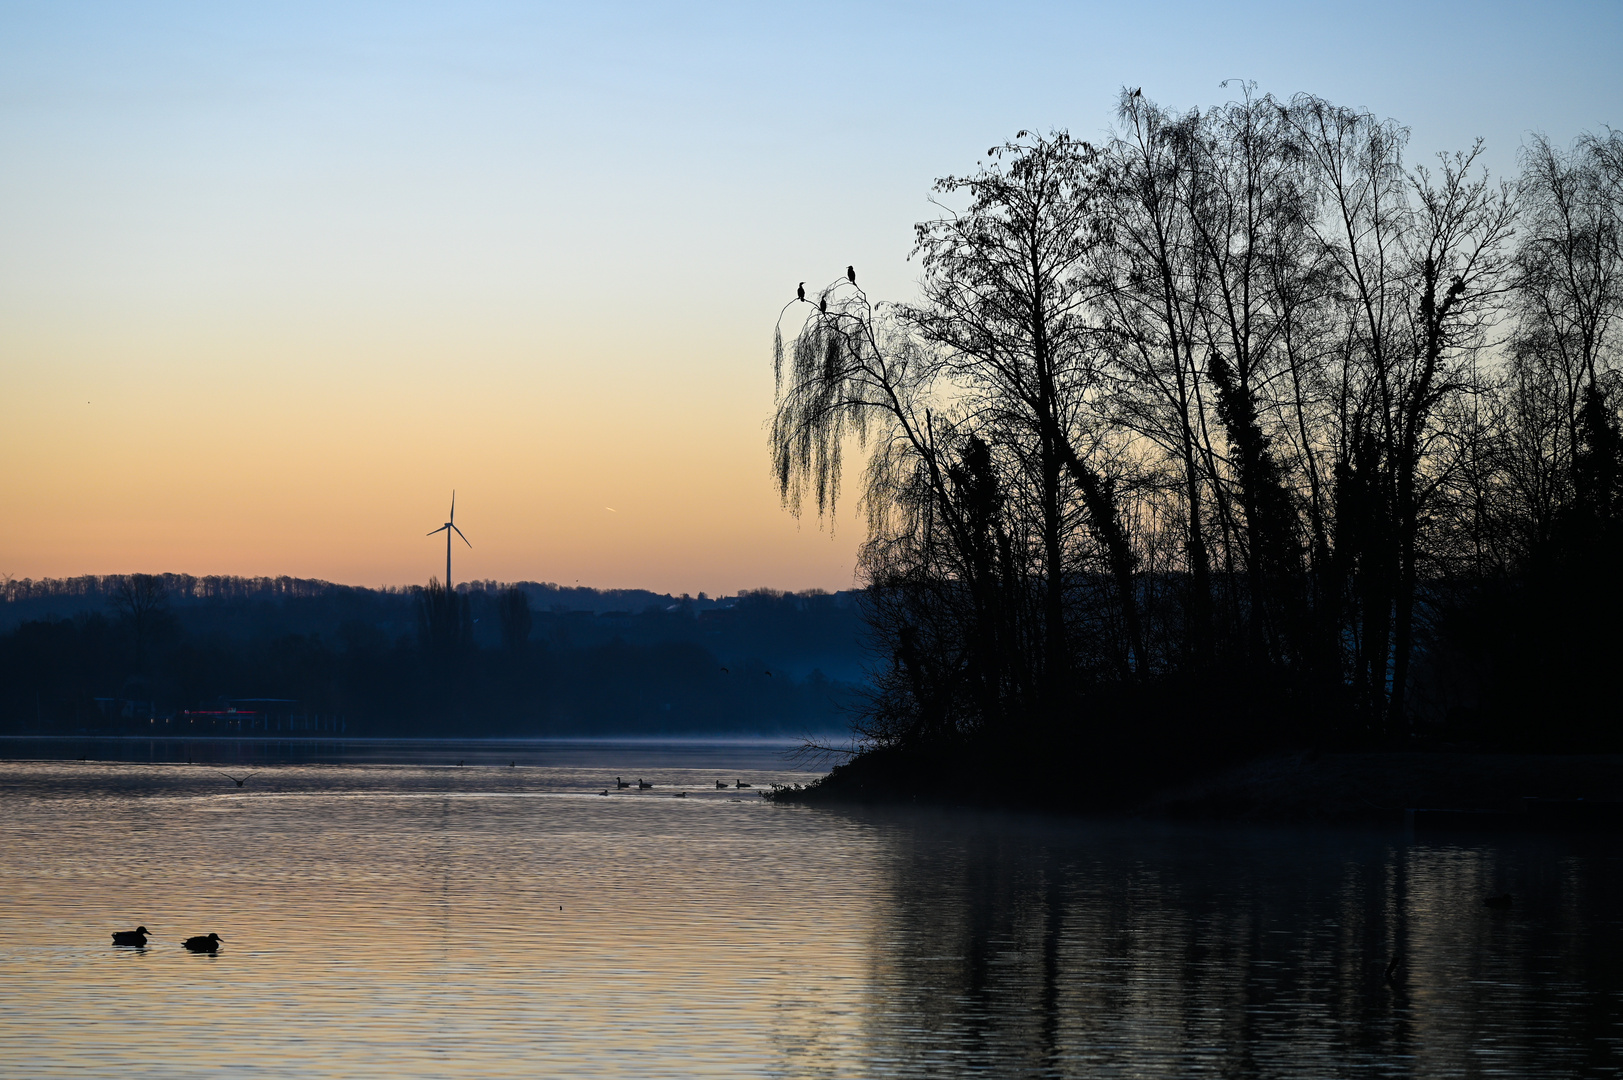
top-left (1, 757), bottom-right (1620, 1077)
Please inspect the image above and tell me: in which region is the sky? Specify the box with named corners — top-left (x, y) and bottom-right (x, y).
top-left (2, 0), bottom-right (1618, 595)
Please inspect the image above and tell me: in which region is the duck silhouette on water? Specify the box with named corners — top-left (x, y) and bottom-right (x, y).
top-left (615, 777), bottom-right (631, 789)
top-left (184, 933), bottom-right (224, 953)
top-left (637, 779), bottom-right (653, 789)
top-left (112, 926), bottom-right (151, 947)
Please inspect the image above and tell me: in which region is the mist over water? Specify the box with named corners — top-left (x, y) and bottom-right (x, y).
top-left (2, 750), bottom-right (1619, 1078)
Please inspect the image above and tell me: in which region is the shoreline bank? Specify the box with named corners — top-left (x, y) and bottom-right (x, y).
top-left (774, 747), bottom-right (1623, 826)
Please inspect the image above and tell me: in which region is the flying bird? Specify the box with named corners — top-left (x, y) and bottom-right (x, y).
top-left (216, 771), bottom-right (253, 787)
top-left (847, 265), bottom-right (856, 284)
top-left (183, 933), bottom-right (223, 953)
top-left (797, 282), bottom-right (806, 302)
top-left (112, 926), bottom-right (151, 947)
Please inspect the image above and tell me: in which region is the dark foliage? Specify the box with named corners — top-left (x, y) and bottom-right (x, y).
top-left (770, 90), bottom-right (1622, 795)
top-left (0, 577), bottom-right (864, 737)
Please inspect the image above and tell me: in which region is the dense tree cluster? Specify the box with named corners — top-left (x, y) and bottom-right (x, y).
top-left (773, 88), bottom-right (1622, 759)
top-left (0, 576), bottom-right (862, 736)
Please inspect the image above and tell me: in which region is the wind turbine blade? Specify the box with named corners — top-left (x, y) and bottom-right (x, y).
top-left (452, 524), bottom-right (471, 547)
top-left (427, 525), bottom-right (449, 536)
top-left (450, 490), bottom-right (456, 522)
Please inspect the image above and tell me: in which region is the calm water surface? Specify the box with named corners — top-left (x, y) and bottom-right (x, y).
top-left (1, 746), bottom-right (1620, 1078)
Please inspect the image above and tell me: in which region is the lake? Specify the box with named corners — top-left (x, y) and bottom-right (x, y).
top-left (1, 740), bottom-right (1620, 1077)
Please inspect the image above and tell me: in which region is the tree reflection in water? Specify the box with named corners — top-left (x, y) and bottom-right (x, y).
top-left (851, 809), bottom-right (1623, 1078)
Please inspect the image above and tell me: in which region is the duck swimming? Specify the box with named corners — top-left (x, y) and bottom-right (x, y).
top-left (111, 926), bottom-right (151, 947)
top-left (183, 933), bottom-right (223, 952)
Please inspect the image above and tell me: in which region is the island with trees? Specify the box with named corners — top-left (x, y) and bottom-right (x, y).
top-left (768, 87), bottom-right (1623, 817)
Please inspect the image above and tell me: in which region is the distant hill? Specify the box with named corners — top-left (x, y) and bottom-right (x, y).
top-left (0, 574), bottom-right (871, 737)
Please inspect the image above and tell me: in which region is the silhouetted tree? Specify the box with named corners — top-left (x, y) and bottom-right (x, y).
top-left (108, 573), bottom-right (169, 673)
top-left (498, 587), bottom-right (532, 654)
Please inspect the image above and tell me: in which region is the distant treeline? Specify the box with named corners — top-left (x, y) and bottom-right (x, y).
top-left (0, 575), bottom-right (864, 736)
top-left (772, 86), bottom-right (1622, 788)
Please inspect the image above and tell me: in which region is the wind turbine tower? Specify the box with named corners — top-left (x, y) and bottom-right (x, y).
top-left (427, 492), bottom-right (471, 590)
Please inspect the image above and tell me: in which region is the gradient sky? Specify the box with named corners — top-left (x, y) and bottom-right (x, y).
top-left (2, 1), bottom-right (1618, 594)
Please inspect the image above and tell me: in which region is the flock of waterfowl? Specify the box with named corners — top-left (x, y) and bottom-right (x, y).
top-left (110, 928), bottom-right (224, 952)
top-left (597, 777), bottom-right (754, 797)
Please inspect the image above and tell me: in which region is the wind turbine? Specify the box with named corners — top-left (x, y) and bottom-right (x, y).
top-left (427, 492), bottom-right (471, 590)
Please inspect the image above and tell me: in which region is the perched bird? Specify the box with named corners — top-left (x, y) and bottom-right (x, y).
top-left (797, 282), bottom-right (806, 302)
top-left (216, 771), bottom-right (253, 788)
top-left (616, 777), bottom-right (631, 789)
top-left (183, 933), bottom-right (223, 953)
top-left (637, 779), bottom-right (653, 789)
top-left (736, 780), bottom-right (752, 789)
top-left (112, 926), bottom-right (151, 947)
top-left (819, 296), bottom-right (827, 313)
top-left (847, 265), bottom-right (856, 284)
top-left (1484, 893), bottom-right (1513, 910)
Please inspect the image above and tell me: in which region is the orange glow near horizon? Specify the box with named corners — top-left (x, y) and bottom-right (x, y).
top-left (1, 312), bottom-right (866, 595)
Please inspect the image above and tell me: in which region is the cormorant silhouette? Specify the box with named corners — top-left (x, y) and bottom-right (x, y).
top-left (216, 771), bottom-right (253, 787)
top-left (112, 926), bottom-right (151, 947)
top-left (183, 933), bottom-right (223, 953)
top-left (847, 265), bottom-right (855, 283)
top-left (797, 282), bottom-right (806, 302)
